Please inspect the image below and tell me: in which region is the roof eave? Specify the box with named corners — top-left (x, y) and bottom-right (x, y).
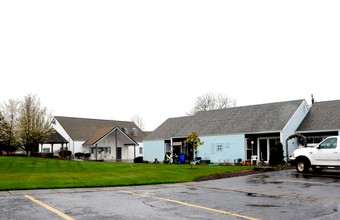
top-left (296, 129), bottom-right (340, 133)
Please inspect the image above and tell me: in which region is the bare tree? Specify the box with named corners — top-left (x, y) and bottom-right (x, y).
top-left (131, 114), bottom-right (145, 131)
top-left (17, 94), bottom-right (53, 155)
top-left (216, 93), bottom-right (237, 109)
top-left (187, 92), bottom-right (236, 115)
top-left (0, 99), bottom-right (20, 154)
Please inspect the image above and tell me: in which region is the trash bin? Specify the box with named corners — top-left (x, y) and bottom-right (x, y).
top-left (179, 154), bottom-right (186, 164)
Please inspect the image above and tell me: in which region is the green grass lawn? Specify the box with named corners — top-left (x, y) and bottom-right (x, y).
top-left (0, 156), bottom-right (254, 191)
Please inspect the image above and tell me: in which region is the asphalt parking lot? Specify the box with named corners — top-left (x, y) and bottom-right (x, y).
top-left (2, 169), bottom-right (340, 220)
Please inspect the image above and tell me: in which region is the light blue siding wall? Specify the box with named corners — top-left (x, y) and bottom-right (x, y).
top-left (198, 134), bottom-right (245, 163)
top-left (143, 140), bottom-right (164, 162)
top-left (281, 101), bottom-right (309, 159)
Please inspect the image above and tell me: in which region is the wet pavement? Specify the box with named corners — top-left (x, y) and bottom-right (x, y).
top-left (1, 169), bottom-right (340, 219)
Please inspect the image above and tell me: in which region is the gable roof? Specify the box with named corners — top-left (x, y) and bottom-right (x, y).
top-left (44, 128), bottom-right (69, 144)
top-left (83, 126), bottom-right (138, 146)
top-left (54, 116), bottom-right (146, 142)
top-left (297, 100), bottom-right (340, 132)
top-left (145, 100), bottom-right (306, 140)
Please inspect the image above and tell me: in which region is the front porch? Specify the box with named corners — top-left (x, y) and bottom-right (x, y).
top-left (164, 138), bottom-right (195, 164)
top-left (245, 133), bottom-right (281, 165)
top-left (87, 145), bottom-right (137, 161)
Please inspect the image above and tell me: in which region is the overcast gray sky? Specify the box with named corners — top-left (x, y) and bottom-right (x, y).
top-left (1, 1), bottom-right (339, 131)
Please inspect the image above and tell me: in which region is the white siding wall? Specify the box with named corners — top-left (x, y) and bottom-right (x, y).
top-left (198, 134), bottom-right (245, 163)
top-left (72, 141), bottom-right (84, 153)
top-left (143, 140), bottom-right (165, 162)
top-left (281, 101), bottom-right (309, 159)
top-left (84, 131), bottom-right (140, 161)
top-left (52, 120), bottom-right (80, 153)
top-left (125, 143), bottom-right (143, 159)
top-left (95, 132), bottom-right (122, 160)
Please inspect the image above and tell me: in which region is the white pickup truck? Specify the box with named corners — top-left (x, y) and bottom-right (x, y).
top-left (290, 136), bottom-right (340, 173)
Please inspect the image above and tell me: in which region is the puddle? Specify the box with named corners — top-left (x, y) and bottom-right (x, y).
top-left (246, 204), bottom-right (281, 208)
top-left (269, 181), bottom-right (283, 184)
top-left (187, 187), bottom-right (197, 190)
top-left (245, 193), bottom-right (277, 199)
top-left (303, 183), bottom-right (311, 188)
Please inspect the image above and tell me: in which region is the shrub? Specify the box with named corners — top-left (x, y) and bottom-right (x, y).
top-left (234, 158), bottom-right (242, 166)
top-left (269, 142), bottom-right (284, 166)
top-left (66, 151), bottom-right (72, 158)
top-left (75, 152), bottom-right (85, 159)
top-left (31, 152), bottom-right (42, 157)
top-left (133, 156), bottom-right (143, 163)
top-left (42, 153), bottom-right (54, 158)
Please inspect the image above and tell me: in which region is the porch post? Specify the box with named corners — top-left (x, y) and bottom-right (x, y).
top-left (285, 139), bottom-right (289, 163)
top-left (95, 144), bottom-right (98, 161)
top-left (170, 138), bottom-right (173, 163)
top-left (61, 144), bottom-right (64, 159)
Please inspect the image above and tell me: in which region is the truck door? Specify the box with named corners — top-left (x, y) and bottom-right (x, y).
top-left (312, 137), bottom-right (339, 166)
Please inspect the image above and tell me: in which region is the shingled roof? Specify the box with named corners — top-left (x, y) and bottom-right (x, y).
top-left (83, 126), bottom-right (138, 146)
top-left (145, 116), bottom-right (194, 140)
top-left (297, 100), bottom-right (340, 132)
top-left (44, 128), bottom-right (69, 144)
top-left (54, 116), bottom-right (146, 142)
top-left (145, 100), bottom-right (306, 140)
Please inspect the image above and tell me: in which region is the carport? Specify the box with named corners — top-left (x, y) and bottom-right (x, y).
top-left (40, 129), bottom-right (69, 154)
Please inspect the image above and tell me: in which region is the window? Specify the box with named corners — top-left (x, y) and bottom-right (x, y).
top-left (42, 148), bottom-right (50, 153)
top-left (216, 143), bottom-right (223, 152)
top-left (139, 147), bottom-right (143, 154)
top-left (91, 147), bottom-right (111, 154)
top-left (307, 137), bottom-right (324, 144)
top-left (319, 138), bottom-right (337, 149)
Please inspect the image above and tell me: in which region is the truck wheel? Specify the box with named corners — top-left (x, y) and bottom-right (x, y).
top-left (296, 159), bottom-right (310, 173)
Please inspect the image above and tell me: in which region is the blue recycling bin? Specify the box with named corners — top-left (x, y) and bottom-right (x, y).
top-left (179, 154), bottom-right (186, 164)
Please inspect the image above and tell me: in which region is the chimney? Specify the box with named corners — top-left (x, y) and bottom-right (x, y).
top-left (132, 127), bottom-right (139, 137)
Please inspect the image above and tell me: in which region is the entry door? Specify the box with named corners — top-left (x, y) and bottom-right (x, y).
top-left (259, 139), bottom-right (268, 162)
top-left (117, 147), bottom-right (122, 160)
top-left (258, 138), bottom-right (280, 163)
